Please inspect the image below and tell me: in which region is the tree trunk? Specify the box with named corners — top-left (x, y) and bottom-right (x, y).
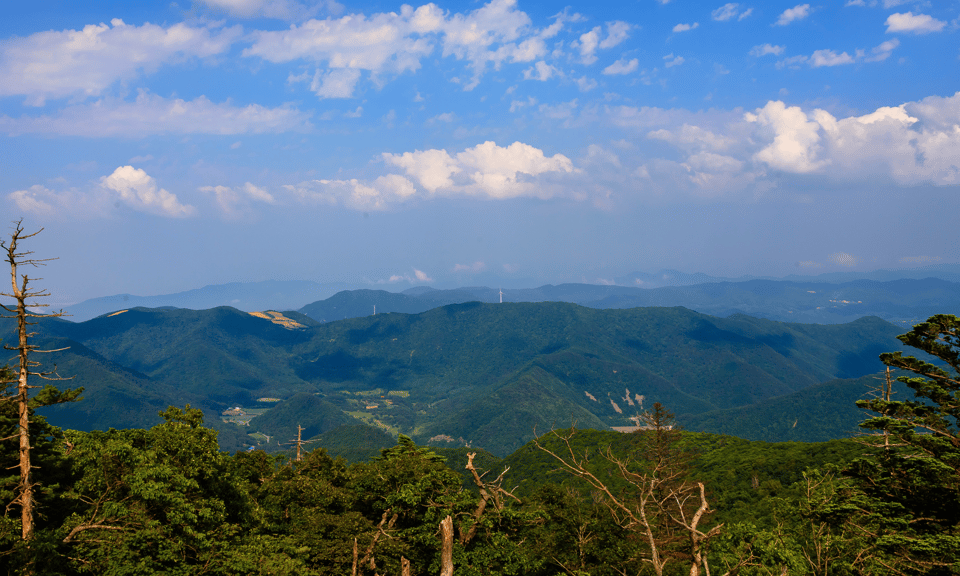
top-left (439, 515), bottom-right (454, 576)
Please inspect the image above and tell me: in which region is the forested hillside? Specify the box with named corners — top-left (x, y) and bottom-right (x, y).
top-left (15, 303), bottom-right (909, 456)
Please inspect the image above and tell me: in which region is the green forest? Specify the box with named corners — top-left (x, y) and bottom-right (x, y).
top-left (2, 313), bottom-right (959, 575)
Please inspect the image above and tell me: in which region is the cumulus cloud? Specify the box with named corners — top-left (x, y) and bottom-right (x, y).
top-left (0, 91), bottom-right (312, 137)
top-left (603, 58), bottom-right (639, 75)
top-left (744, 94), bottom-right (960, 185)
top-left (383, 141), bottom-right (578, 200)
top-left (750, 43), bottom-right (785, 57)
top-left (609, 93), bottom-right (960, 196)
top-left (101, 166), bottom-right (196, 218)
top-left (775, 4), bottom-right (811, 26)
top-left (672, 22), bottom-right (699, 32)
top-left (744, 101), bottom-right (830, 173)
top-left (8, 170), bottom-right (197, 220)
top-left (712, 3), bottom-right (752, 21)
top-left (0, 19), bottom-right (240, 105)
top-left (885, 12), bottom-right (946, 34)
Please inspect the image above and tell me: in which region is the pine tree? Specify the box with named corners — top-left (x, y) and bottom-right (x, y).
top-left (852, 314), bottom-right (960, 574)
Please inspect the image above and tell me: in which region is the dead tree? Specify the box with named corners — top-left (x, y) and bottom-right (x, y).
top-left (459, 452), bottom-right (521, 546)
top-left (533, 426), bottom-right (724, 576)
top-left (284, 424), bottom-right (318, 462)
top-left (0, 220), bottom-right (73, 542)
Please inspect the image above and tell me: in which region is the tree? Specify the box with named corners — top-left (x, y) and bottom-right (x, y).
top-left (533, 405), bottom-right (724, 576)
top-left (851, 314), bottom-right (960, 574)
top-left (0, 220), bottom-right (80, 549)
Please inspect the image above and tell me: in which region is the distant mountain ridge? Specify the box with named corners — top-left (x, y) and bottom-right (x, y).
top-left (295, 277), bottom-right (960, 327)
top-left (58, 263), bottom-right (960, 322)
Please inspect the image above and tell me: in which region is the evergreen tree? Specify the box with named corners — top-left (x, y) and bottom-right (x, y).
top-left (852, 314), bottom-right (960, 574)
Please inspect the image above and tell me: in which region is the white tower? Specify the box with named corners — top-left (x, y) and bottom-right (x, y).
top-left (499, 288), bottom-right (504, 303)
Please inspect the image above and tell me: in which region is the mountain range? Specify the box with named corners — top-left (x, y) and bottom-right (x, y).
top-left (14, 301), bottom-right (915, 456)
top-left (59, 263), bottom-right (960, 323)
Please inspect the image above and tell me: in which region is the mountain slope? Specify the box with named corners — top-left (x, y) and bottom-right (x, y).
top-left (7, 302), bottom-right (911, 456)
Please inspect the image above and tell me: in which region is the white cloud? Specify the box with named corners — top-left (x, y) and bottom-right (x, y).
top-left (0, 91), bottom-right (312, 137)
top-left (413, 269), bottom-right (433, 282)
top-left (810, 49), bottom-right (855, 67)
top-left (539, 99), bottom-right (579, 119)
top-left (745, 94), bottom-right (960, 185)
top-left (775, 41), bottom-right (896, 69)
top-left (625, 93), bottom-right (960, 195)
top-left (663, 54), bottom-right (685, 68)
top-left (885, 12), bottom-right (946, 34)
top-left (603, 58), bottom-right (639, 75)
top-left (284, 174), bottom-right (417, 210)
top-left (246, 0), bottom-right (555, 92)
top-left (750, 43), bottom-right (785, 57)
top-left (775, 4), bottom-right (811, 26)
top-left (776, 55), bottom-right (808, 69)
top-left (428, 112), bottom-right (457, 123)
top-left (584, 144), bottom-right (621, 167)
top-left (243, 182), bottom-right (275, 203)
top-left (711, 3), bottom-right (751, 21)
top-left (0, 19), bottom-right (240, 105)
top-left (744, 101), bottom-right (829, 173)
top-left (575, 21), bottom-right (632, 64)
top-left (599, 22), bottom-right (632, 49)
top-left (9, 185), bottom-right (75, 218)
top-left (382, 140), bottom-right (578, 200)
top-left (382, 268), bottom-right (433, 283)
top-left (453, 261), bottom-right (486, 273)
top-left (523, 61), bottom-right (558, 81)
top-left (102, 166), bottom-right (196, 218)
top-left (672, 22), bottom-right (699, 33)
top-left (576, 76), bottom-right (599, 92)
top-left (647, 124), bottom-right (736, 152)
top-left (199, 182), bottom-right (275, 218)
top-left (200, 0), bottom-right (338, 19)
top-left (828, 252), bottom-right (857, 267)
top-left (509, 96), bottom-right (537, 112)
top-left (245, 5), bottom-right (441, 69)
top-left (303, 68), bottom-right (362, 98)
top-left (865, 38), bottom-right (899, 62)
top-left (576, 27), bottom-right (601, 64)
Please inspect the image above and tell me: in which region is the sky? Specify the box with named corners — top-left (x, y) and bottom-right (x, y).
top-left (1, 0), bottom-right (959, 305)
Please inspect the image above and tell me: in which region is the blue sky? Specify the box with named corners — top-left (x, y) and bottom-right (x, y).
top-left (1, 0), bottom-right (959, 304)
